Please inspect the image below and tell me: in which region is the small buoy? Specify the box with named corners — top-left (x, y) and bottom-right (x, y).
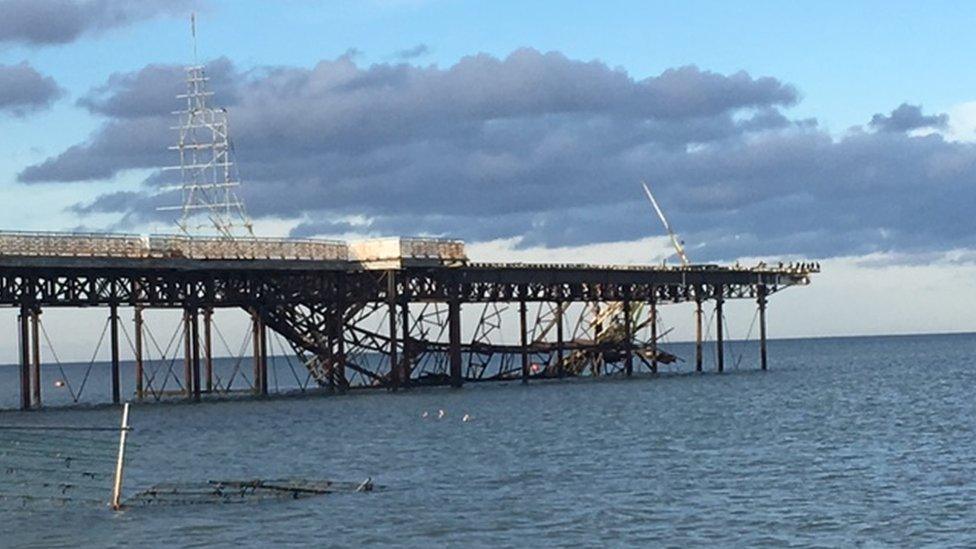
top-left (421, 411), bottom-right (428, 418)
top-left (437, 409), bottom-right (445, 419)
top-left (462, 414), bottom-right (473, 422)
top-left (54, 380), bottom-right (65, 388)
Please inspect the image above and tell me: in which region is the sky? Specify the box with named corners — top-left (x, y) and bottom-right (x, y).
top-left (1, 0), bottom-right (976, 360)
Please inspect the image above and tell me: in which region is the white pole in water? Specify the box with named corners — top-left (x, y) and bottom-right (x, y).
top-left (111, 402), bottom-right (131, 510)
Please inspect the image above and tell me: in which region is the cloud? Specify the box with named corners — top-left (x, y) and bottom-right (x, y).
top-left (76, 57), bottom-right (239, 119)
top-left (869, 103), bottom-right (948, 133)
top-left (0, 62), bottom-right (63, 116)
top-left (395, 43), bottom-right (429, 60)
top-left (23, 48), bottom-right (976, 261)
top-left (0, 0), bottom-right (200, 46)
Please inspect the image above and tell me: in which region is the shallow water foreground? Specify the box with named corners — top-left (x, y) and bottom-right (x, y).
top-left (2, 333), bottom-right (976, 546)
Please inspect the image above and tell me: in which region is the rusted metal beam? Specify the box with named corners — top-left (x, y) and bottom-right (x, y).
top-left (0, 262), bottom-right (813, 309)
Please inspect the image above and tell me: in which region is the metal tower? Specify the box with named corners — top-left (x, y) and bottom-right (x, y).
top-left (158, 15), bottom-right (254, 238)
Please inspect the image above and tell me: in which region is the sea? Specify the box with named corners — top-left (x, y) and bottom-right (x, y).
top-left (1, 332), bottom-right (975, 547)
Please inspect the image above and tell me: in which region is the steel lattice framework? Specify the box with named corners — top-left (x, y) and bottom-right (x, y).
top-left (158, 64), bottom-right (253, 238)
top-left (1, 253), bottom-right (818, 410)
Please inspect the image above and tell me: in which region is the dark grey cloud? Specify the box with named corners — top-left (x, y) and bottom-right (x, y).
top-left (869, 103), bottom-right (948, 133)
top-left (0, 62), bottom-right (63, 115)
top-left (23, 48), bottom-right (976, 261)
top-left (0, 0), bottom-right (200, 46)
top-left (395, 43), bottom-right (429, 60)
top-left (77, 58), bottom-right (239, 119)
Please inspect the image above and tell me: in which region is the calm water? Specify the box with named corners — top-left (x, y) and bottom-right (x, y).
top-left (2, 333), bottom-right (976, 547)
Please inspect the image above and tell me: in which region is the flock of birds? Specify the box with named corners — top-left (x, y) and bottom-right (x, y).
top-left (421, 409), bottom-right (474, 422)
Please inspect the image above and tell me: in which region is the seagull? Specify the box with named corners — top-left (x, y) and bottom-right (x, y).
top-left (437, 409), bottom-right (445, 419)
top-left (462, 414), bottom-right (473, 422)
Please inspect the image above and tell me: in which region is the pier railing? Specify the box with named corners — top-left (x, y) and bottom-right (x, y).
top-left (0, 231), bottom-right (480, 264)
top-left (0, 230), bottom-right (349, 261)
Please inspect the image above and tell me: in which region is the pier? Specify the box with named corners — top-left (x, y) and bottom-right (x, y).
top-left (0, 231), bottom-right (818, 410)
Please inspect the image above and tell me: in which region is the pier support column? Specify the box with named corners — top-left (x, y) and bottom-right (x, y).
top-left (334, 302), bottom-right (347, 393)
top-left (519, 296), bottom-right (529, 384)
top-left (110, 304), bottom-right (121, 405)
top-left (555, 301), bottom-right (565, 377)
top-left (189, 307), bottom-right (201, 402)
top-left (183, 309), bottom-right (192, 398)
top-left (134, 307), bottom-right (144, 400)
top-left (694, 291), bottom-right (703, 373)
top-left (259, 316), bottom-right (268, 396)
top-left (251, 308), bottom-right (264, 396)
top-left (400, 295), bottom-right (412, 389)
top-left (18, 304), bottom-right (30, 411)
top-left (448, 297), bottom-right (463, 388)
top-left (758, 285), bottom-right (768, 371)
top-left (715, 287), bottom-right (725, 373)
top-left (30, 308), bottom-right (41, 408)
top-left (386, 271), bottom-right (399, 391)
top-left (203, 308), bottom-right (213, 393)
top-left (650, 289), bottom-right (658, 374)
top-left (623, 298), bottom-right (633, 376)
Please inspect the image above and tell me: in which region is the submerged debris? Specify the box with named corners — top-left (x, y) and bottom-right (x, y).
top-left (125, 478), bottom-right (374, 506)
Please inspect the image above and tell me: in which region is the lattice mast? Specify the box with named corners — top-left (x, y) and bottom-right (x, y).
top-left (158, 13), bottom-right (254, 238)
